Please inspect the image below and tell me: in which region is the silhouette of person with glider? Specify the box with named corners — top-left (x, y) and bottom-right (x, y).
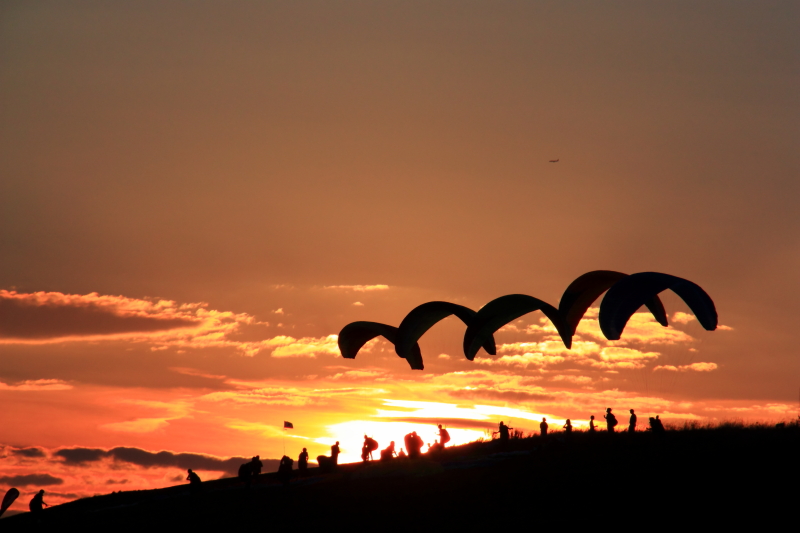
top-left (380, 441), bottom-right (397, 462)
top-left (437, 424), bottom-right (451, 448)
top-left (278, 455), bottom-right (293, 486)
top-left (563, 419), bottom-right (572, 434)
top-left (29, 489), bottom-right (48, 517)
top-left (1, 488), bottom-right (20, 519)
top-left (298, 448), bottom-right (309, 475)
top-left (362, 435), bottom-right (379, 462)
top-left (605, 408), bottom-right (618, 433)
top-left (629, 409), bottom-right (637, 433)
top-left (589, 415), bottom-right (597, 433)
top-left (404, 431), bottom-right (424, 458)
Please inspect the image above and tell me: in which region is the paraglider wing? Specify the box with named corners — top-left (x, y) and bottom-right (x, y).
top-left (599, 272), bottom-right (717, 340)
top-left (395, 301), bottom-right (497, 363)
top-left (1, 487), bottom-right (20, 518)
top-left (559, 270), bottom-right (668, 335)
top-left (337, 321), bottom-right (424, 370)
top-left (669, 279), bottom-right (718, 332)
top-left (463, 294), bottom-right (571, 361)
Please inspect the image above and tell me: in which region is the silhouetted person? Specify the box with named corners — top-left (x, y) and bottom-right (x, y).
top-left (629, 409), bottom-right (637, 433)
top-left (654, 415), bottom-right (665, 433)
top-left (251, 455), bottom-right (263, 476)
top-left (398, 448), bottom-right (407, 458)
top-left (331, 441), bottom-right (340, 466)
top-left (540, 418), bottom-right (548, 437)
top-left (589, 415), bottom-right (597, 433)
top-left (404, 431), bottom-right (424, 458)
top-left (278, 455), bottom-right (293, 486)
top-left (29, 490), bottom-right (48, 517)
top-left (563, 419), bottom-right (572, 434)
top-left (298, 448), bottom-right (309, 475)
top-left (362, 435), bottom-right (379, 462)
top-left (437, 424), bottom-right (451, 448)
top-left (187, 469), bottom-right (202, 493)
top-left (238, 461), bottom-right (252, 488)
top-left (429, 439), bottom-right (444, 454)
top-left (380, 441), bottom-right (397, 462)
top-left (605, 408), bottom-right (618, 433)
top-left (494, 421), bottom-right (512, 443)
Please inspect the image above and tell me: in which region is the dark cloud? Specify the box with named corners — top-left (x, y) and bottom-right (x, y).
top-left (0, 297), bottom-right (195, 340)
top-left (54, 448), bottom-right (107, 465)
top-left (105, 479), bottom-right (129, 485)
top-left (10, 447), bottom-right (46, 458)
top-left (377, 417), bottom-right (497, 431)
top-left (0, 473), bottom-right (63, 486)
top-left (448, 389), bottom-right (555, 403)
top-left (54, 446), bottom-right (279, 477)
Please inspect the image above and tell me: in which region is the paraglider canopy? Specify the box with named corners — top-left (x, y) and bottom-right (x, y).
top-left (558, 270), bottom-right (668, 335)
top-left (338, 321), bottom-right (424, 370)
top-left (600, 272), bottom-right (717, 340)
top-left (395, 301), bottom-right (497, 362)
top-left (463, 294), bottom-right (572, 361)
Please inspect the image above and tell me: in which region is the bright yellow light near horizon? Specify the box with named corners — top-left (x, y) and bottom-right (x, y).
top-left (376, 398), bottom-right (577, 428)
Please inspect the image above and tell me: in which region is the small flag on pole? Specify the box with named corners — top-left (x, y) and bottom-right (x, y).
top-left (284, 421), bottom-right (293, 429)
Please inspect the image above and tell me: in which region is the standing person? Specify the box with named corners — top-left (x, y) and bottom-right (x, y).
top-left (331, 441), bottom-right (340, 466)
top-left (437, 424), bottom-right (451, 448)
top-left (251, 455), bottom-right (263, 476)
top-left (494, 421), bottom-right (512, 443)
top-left (605, 408), bottom-right (618, 433)
top-left (563, 419), bottom-right (572, 434)
top-left (588, 415), bottom-right (597, 433)
top-left (298, 448), bottom-right (309, 475)
top-left (540, 418), bottom-right (549, 437)
top-left (629, 409), bottom-right (637, 433)
top-left (29, 490), bottom-right (48, 517)
top-left (277, 455), bottom-right (293, 486)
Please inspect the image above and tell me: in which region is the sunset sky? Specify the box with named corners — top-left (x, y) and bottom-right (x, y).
top-left (1, 1), bottom-right (798, 512)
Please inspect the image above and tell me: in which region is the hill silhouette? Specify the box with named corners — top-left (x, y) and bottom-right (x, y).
top-left (2, 423), bottom-right (795, 530)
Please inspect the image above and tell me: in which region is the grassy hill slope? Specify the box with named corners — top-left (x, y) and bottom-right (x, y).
top-left (3, 424), bottom-right (797, 530)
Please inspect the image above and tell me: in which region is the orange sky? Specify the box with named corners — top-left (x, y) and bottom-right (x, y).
top-left (1, 0), bottom-right (798, 513)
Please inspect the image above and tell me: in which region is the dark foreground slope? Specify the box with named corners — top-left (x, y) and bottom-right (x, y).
top-left (4, 425), bottom-right (797, 531)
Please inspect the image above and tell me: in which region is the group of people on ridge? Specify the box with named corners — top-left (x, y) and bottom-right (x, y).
top-left (361, 424), bottom-right (451, 463)
top-left (533, 408), bottom-right (666, 437)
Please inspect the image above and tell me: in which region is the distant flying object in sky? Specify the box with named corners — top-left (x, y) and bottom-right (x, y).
top-left (549, 159), bottom-right (559, 162)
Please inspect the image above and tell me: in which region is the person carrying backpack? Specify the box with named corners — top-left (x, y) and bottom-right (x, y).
top-left (362, 435), bottom-right (379, 462)
top-left (605, 408), bottom-right (618, 433)
top-left (437, 424), bottom-right (451, 448)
